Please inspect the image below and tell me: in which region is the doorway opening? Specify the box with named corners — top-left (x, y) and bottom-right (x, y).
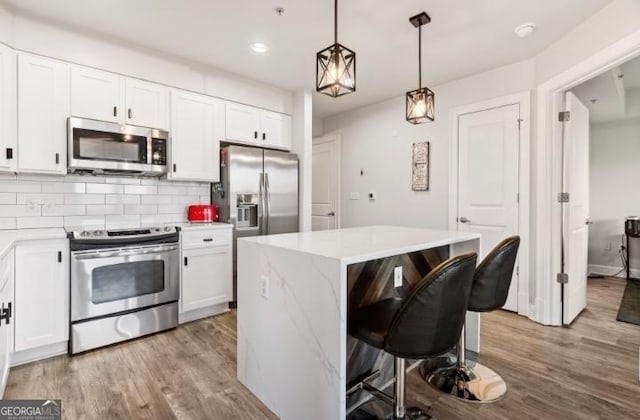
top-left (560, 55), bottom-right (640, 325)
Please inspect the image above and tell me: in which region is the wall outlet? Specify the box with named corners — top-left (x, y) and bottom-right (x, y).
top-left (350, 192), bottom-right (360, 200)
top-left (260, 275), bottom-right (269, 299)
top-left (394, 266), bottom-right (403, 288)
top-left (368, 191), bottom-right (377, 201)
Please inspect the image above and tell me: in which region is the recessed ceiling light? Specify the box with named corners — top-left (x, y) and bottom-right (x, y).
top-left (250, 42), bottom-right (269, 53)
top-left (514, 23), bottom-right (536, 38)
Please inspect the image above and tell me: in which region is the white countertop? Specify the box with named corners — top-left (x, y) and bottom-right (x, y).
top-left (0, 228), bottom-right (68, 259)
top-left (239, 225), bottom-right (480, 264)
top-left (175, 222), bottom-right (233, 232)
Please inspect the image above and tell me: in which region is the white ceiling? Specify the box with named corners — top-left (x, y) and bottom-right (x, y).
top-left (2, 0), bottom-right (613, 118)
top-left (572, 55), bottom-right (640, 123)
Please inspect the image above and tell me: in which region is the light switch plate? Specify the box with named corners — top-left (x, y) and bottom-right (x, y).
top-left (394, 266), bottom-right (403, 287)
top-left (369, 191), bottom-right (377, 201)
top-left (350, 192), bottom-right (360, 200)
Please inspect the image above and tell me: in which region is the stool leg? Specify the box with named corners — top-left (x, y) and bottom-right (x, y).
top-left (394, 357), bottom-right (406, 419)
top-left (420, 324), bottom-right (508, 403)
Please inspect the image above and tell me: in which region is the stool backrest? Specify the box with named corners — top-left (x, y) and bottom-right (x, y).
top-left (468, 236), bottom-right (520, 312)
top-left (384, 253), bottom-right (477, 359)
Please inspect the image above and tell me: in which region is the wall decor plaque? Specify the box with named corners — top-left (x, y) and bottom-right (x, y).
top-left (412, 141), bottom-right (430, 191)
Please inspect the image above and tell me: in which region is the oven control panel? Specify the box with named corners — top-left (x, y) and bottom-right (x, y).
top-left (71, 226), bottom-right (177, 240)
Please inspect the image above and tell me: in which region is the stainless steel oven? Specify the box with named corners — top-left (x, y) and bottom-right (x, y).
top-left (69, 226), bottom-right (179, 353)
top-left (68, 117), bottom-right (168, 176)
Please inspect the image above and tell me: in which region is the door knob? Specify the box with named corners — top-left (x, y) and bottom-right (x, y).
top-left (459, 217), bottom-right (470, 223)
top-left (327, 211), bottom-right (335, 216)
top-left (585, 219), bottom-right (593, 225)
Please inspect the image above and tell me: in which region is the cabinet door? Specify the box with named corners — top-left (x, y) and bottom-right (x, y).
top-left (0, 45), bottom-right (16, 172)
top-left (125, 78), bottom-right (169, 129)
top-left (225, 102), bottom-right (260, 144)
top-left (260, 111), bottom-right (291, 150)
top-left (0, 250), bottom-right (14, 397)
top-left (71, 66), bottom-right (123, 123)
top-left (170, 90), bottom-right (223, 182)
top-left (181, 246), bottom-right (232, 313)
top-left (18, 54), bottom-right (69, 174)
top-left (14, 241), bottom-right (69, 352)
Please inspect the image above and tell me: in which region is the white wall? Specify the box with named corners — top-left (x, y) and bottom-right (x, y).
top-left (10, 13), bottom-right (292, 114)
top-left (292, 91), bottom-right (313, 232)
top-left (322, 59), bottom-right (535, 229)
top-left (0, 3), bottom-right (13, 45)
top-left (588, 118), bottom-right (640, 272)
top-left (535, 0), bottom-right (640, 85)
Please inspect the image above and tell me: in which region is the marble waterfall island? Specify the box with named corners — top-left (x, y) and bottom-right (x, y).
top-left (237, 225), bottom-right (481, 420)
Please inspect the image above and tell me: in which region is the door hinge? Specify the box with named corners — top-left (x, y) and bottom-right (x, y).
top-left (516, 266), bottom-right (519, 276)
top-left (557, 192), bottom-right (570, 203)
top-left (516, 193), bottom-right (520, 203)
top-left (557, 272), bottom-right (568, 284)
top-left (558, 111), bottom-right (570, 122)
top-left (517, 118), bottom-right (523, 130)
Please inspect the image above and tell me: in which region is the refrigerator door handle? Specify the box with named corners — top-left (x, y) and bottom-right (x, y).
top-left (264, 173), bottom-right (271, 235)
top-left (259, 173), bottom-right (265, 235)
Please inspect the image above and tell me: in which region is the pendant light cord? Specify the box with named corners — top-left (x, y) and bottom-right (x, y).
top-left (418, 24), bottom-right (422, 88)
top-left (334, 0), bottom-right (338, 44)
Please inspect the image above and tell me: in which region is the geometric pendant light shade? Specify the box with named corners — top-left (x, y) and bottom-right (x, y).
top-left (406, 12), bottom-right (434, 123)
top-left (316, 0), bottom-right (356, 97)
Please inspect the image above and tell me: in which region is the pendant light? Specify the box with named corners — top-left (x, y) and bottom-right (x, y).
top-left (316, 0), bottom-right (356, 97)
top-left (406, 12), bottom-right (434, 124)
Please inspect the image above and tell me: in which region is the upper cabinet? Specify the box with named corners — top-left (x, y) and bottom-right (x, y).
top-left (169, 89), bottom-right (224, 182)
top-left (0, 44), bottom-right (16, 173)
top-left (70, 66), bottom-right (123, 123)
top-left (225, 102), bottom-right (291, 150)
top-left (70, 66), bottom-right (169, 129)
top-left (18, 53), bottom-right (69, 175)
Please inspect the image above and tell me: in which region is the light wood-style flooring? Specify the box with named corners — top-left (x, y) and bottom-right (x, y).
top-left (6, 277), bottom-right (640, 419)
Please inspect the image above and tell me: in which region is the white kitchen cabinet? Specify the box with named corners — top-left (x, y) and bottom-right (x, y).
top-left (18, 53), bottom-right (69, 174)
top-left (70, 65), bottom-right (168, 129)
top-left (180, 227), bottom-right (232, 321)
top-left (225, 102), bottom-right (261, 145)
top-left (0, 250), bottom-right (14, 397)
top-left (14, 240), bottom-right (69, 352)
top-left (0, 44), bottom-right (16, 173)
top-left (225, 102), bottom-right (291, 150)
top-left (125, 78), bottom-right (169, 129)
top-left (260, 111), bottom-right (291, 150)
top-left (71, 66), bottom-right (123, 123)
top-left (170, 89), bottom-right (224, 182)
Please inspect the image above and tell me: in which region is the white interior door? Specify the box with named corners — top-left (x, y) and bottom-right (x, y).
top-left (457, 104), bottom-right (520, 312)
top-left (312, 135), bottom-right (340, 231)
top-left (562, 92), bottom-right (590, 324)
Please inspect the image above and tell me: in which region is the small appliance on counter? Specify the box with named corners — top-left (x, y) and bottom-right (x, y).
top-left (188, 204), bottom-right (219, 223)
top-left (625, 216), bottom-right (640, 236)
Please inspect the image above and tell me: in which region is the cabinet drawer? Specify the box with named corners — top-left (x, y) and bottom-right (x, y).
top-left (181, 228), bottom-right (232, 249)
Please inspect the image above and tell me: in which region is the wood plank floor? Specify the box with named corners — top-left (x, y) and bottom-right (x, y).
top-left (5, 277), bottom-right (640, 419)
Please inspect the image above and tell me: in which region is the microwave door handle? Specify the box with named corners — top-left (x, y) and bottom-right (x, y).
top-left (264, 173), bottom-right (271, 235)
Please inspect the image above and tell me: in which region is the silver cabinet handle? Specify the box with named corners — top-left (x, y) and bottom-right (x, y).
top-left (128, 108), bottom-right (132, 119)
top-left (459, 217), bottom-right (470, 223)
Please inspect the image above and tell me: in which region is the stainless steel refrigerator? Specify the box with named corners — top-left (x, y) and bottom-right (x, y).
top-left (212, 145), bottom-right (299, 303)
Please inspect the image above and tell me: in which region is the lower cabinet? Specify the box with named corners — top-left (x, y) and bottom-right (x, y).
top-left (0, 249), bottom-right (14, 397)
top-left (14, 240), bottom-right (69, 353)
top-left (180, 228), bottom-right (232, 322)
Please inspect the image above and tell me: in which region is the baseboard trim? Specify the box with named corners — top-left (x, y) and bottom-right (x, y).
top-left (588, 264), bottom-right (634, 278)
top-left (11, 341), bottom-right (68, 367)
top-left (179, 303), bottom-right (230, 324)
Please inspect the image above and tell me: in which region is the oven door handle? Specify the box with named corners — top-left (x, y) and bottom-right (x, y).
top-left (72, 244), bottom-right (178, 260)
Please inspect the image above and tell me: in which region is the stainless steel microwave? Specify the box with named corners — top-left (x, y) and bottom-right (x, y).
top-left (68, 117), bottom-right (169, 176)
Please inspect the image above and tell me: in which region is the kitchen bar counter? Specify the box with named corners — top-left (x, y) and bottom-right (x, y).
top-left (237, 225), bottom-right (481, 420)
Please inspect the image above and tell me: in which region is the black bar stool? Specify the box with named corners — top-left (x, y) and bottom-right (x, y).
top-left (421, 236), bottom-right (520, 403)
top-left (347, 253), bottom-right (478, 419)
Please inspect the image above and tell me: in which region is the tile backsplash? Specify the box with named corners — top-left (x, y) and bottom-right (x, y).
top-left (0, 173), bottom-right (211, 230)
